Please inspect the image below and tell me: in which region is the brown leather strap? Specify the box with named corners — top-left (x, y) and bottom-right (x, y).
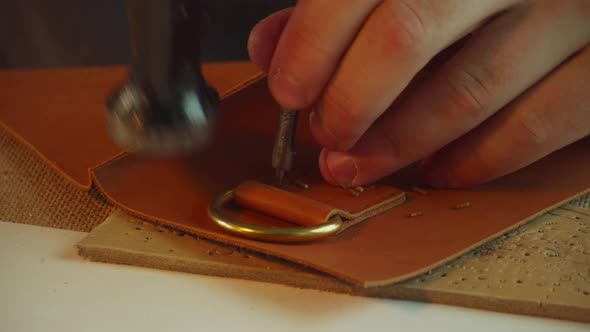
top-left (235, 181), bottom-right (336, 226)
top-left (233, 180), bottom-right (406, 227)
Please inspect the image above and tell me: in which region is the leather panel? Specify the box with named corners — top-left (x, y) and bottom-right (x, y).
top-left (0, 62), bottom-right (263, 188)
top-left (92, 79), bottom-right (590, 287)
top-left (1, 64), bottom-right (589, 287)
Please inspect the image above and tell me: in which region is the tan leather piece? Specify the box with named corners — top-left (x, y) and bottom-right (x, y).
top-left (90, 79), bottom-right (590, 287)
top-left (233, 180), bottom-right (406, 227)
top-left (0, 61), bottom-right (263, 189)
top-left (77, 209), bottom-right (590, 323)
top-left (2, 65), bottom-right (590, 287)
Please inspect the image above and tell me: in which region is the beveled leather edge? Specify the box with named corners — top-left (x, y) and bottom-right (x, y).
top-left (334, 192), bottom-right (406, 231)
top-left (218, 71), bottom-right (266, 100)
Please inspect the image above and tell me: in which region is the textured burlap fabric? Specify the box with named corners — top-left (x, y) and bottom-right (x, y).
top-left (0, 129), bottom-right (113, 231)
top-left (1, 127), bottom-right (588, 232)
top-left (571, 193), bottom-right (590, 209)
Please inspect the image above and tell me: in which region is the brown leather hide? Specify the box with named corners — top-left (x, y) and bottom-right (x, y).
top-left (1, 63), bottom-right (589, 287)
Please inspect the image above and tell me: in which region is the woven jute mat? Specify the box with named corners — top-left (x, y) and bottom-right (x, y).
top-left (571, 192), bottom-right (590, 209)
top-left (0, 129), bottom-right (112, 231)
top-left (1, 127), bottom-right (588, 232)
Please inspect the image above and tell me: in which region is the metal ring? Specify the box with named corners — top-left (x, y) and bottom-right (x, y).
top-left (208, 189), bottom-right (343, 243)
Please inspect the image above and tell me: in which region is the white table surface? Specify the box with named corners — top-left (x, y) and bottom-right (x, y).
top-left (1, 221), bottom-right (588, 332)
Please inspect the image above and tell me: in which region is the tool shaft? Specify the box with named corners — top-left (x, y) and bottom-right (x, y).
top-left (272, 109), bottom-right (298, 185)
top-left (106, 0), bottom-right (219, 156)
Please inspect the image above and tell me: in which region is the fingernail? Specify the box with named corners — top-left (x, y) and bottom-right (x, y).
top-left (271, 68), bottom-right (305, 108)
top-left (325, 151), bottom-right (358, 187)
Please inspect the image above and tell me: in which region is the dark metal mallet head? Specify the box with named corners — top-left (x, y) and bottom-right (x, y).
top-left (106, 0), bottom-right (218, 156)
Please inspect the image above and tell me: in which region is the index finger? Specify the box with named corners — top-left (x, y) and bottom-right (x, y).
top-left (311, 0), bottom-right (518, 151)
top-left (268, 0), bottom-right (381, 110)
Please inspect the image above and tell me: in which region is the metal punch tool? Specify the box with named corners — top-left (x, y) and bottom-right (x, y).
top-left (272, 108), bottom-right (298, 186)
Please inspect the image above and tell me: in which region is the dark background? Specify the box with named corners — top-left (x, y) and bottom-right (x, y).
top-left (0, 0), bottom-right (295, 68)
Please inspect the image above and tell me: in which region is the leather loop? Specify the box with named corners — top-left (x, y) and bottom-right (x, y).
top-left (208, 189), bottom-right (343, 243)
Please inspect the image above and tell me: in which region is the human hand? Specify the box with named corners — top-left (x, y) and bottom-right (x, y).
top-left (248, 0), bottom-right (590, 188)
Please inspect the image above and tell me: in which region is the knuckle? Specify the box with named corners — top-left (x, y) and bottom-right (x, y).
top-left (444, 67), bottom-right (493, 121)
top-left (377, 0), bottom-right (433, 57)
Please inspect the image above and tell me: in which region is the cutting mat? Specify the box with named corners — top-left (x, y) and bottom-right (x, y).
top-left (77, 203), bottom-right (590, 323)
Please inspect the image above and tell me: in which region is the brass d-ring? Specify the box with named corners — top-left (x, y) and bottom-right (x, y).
top-left (208, 189), bottom-right (343, 243)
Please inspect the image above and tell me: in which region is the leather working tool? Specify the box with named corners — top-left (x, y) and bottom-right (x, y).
top-left (271, 109), bottom-right (298, 186)
top-left (106, 0), bottom-right (219, 156)
top-left (105, 0), bottom-right (301, 186)
top-left (105, 0), bottom-right (309, 240)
